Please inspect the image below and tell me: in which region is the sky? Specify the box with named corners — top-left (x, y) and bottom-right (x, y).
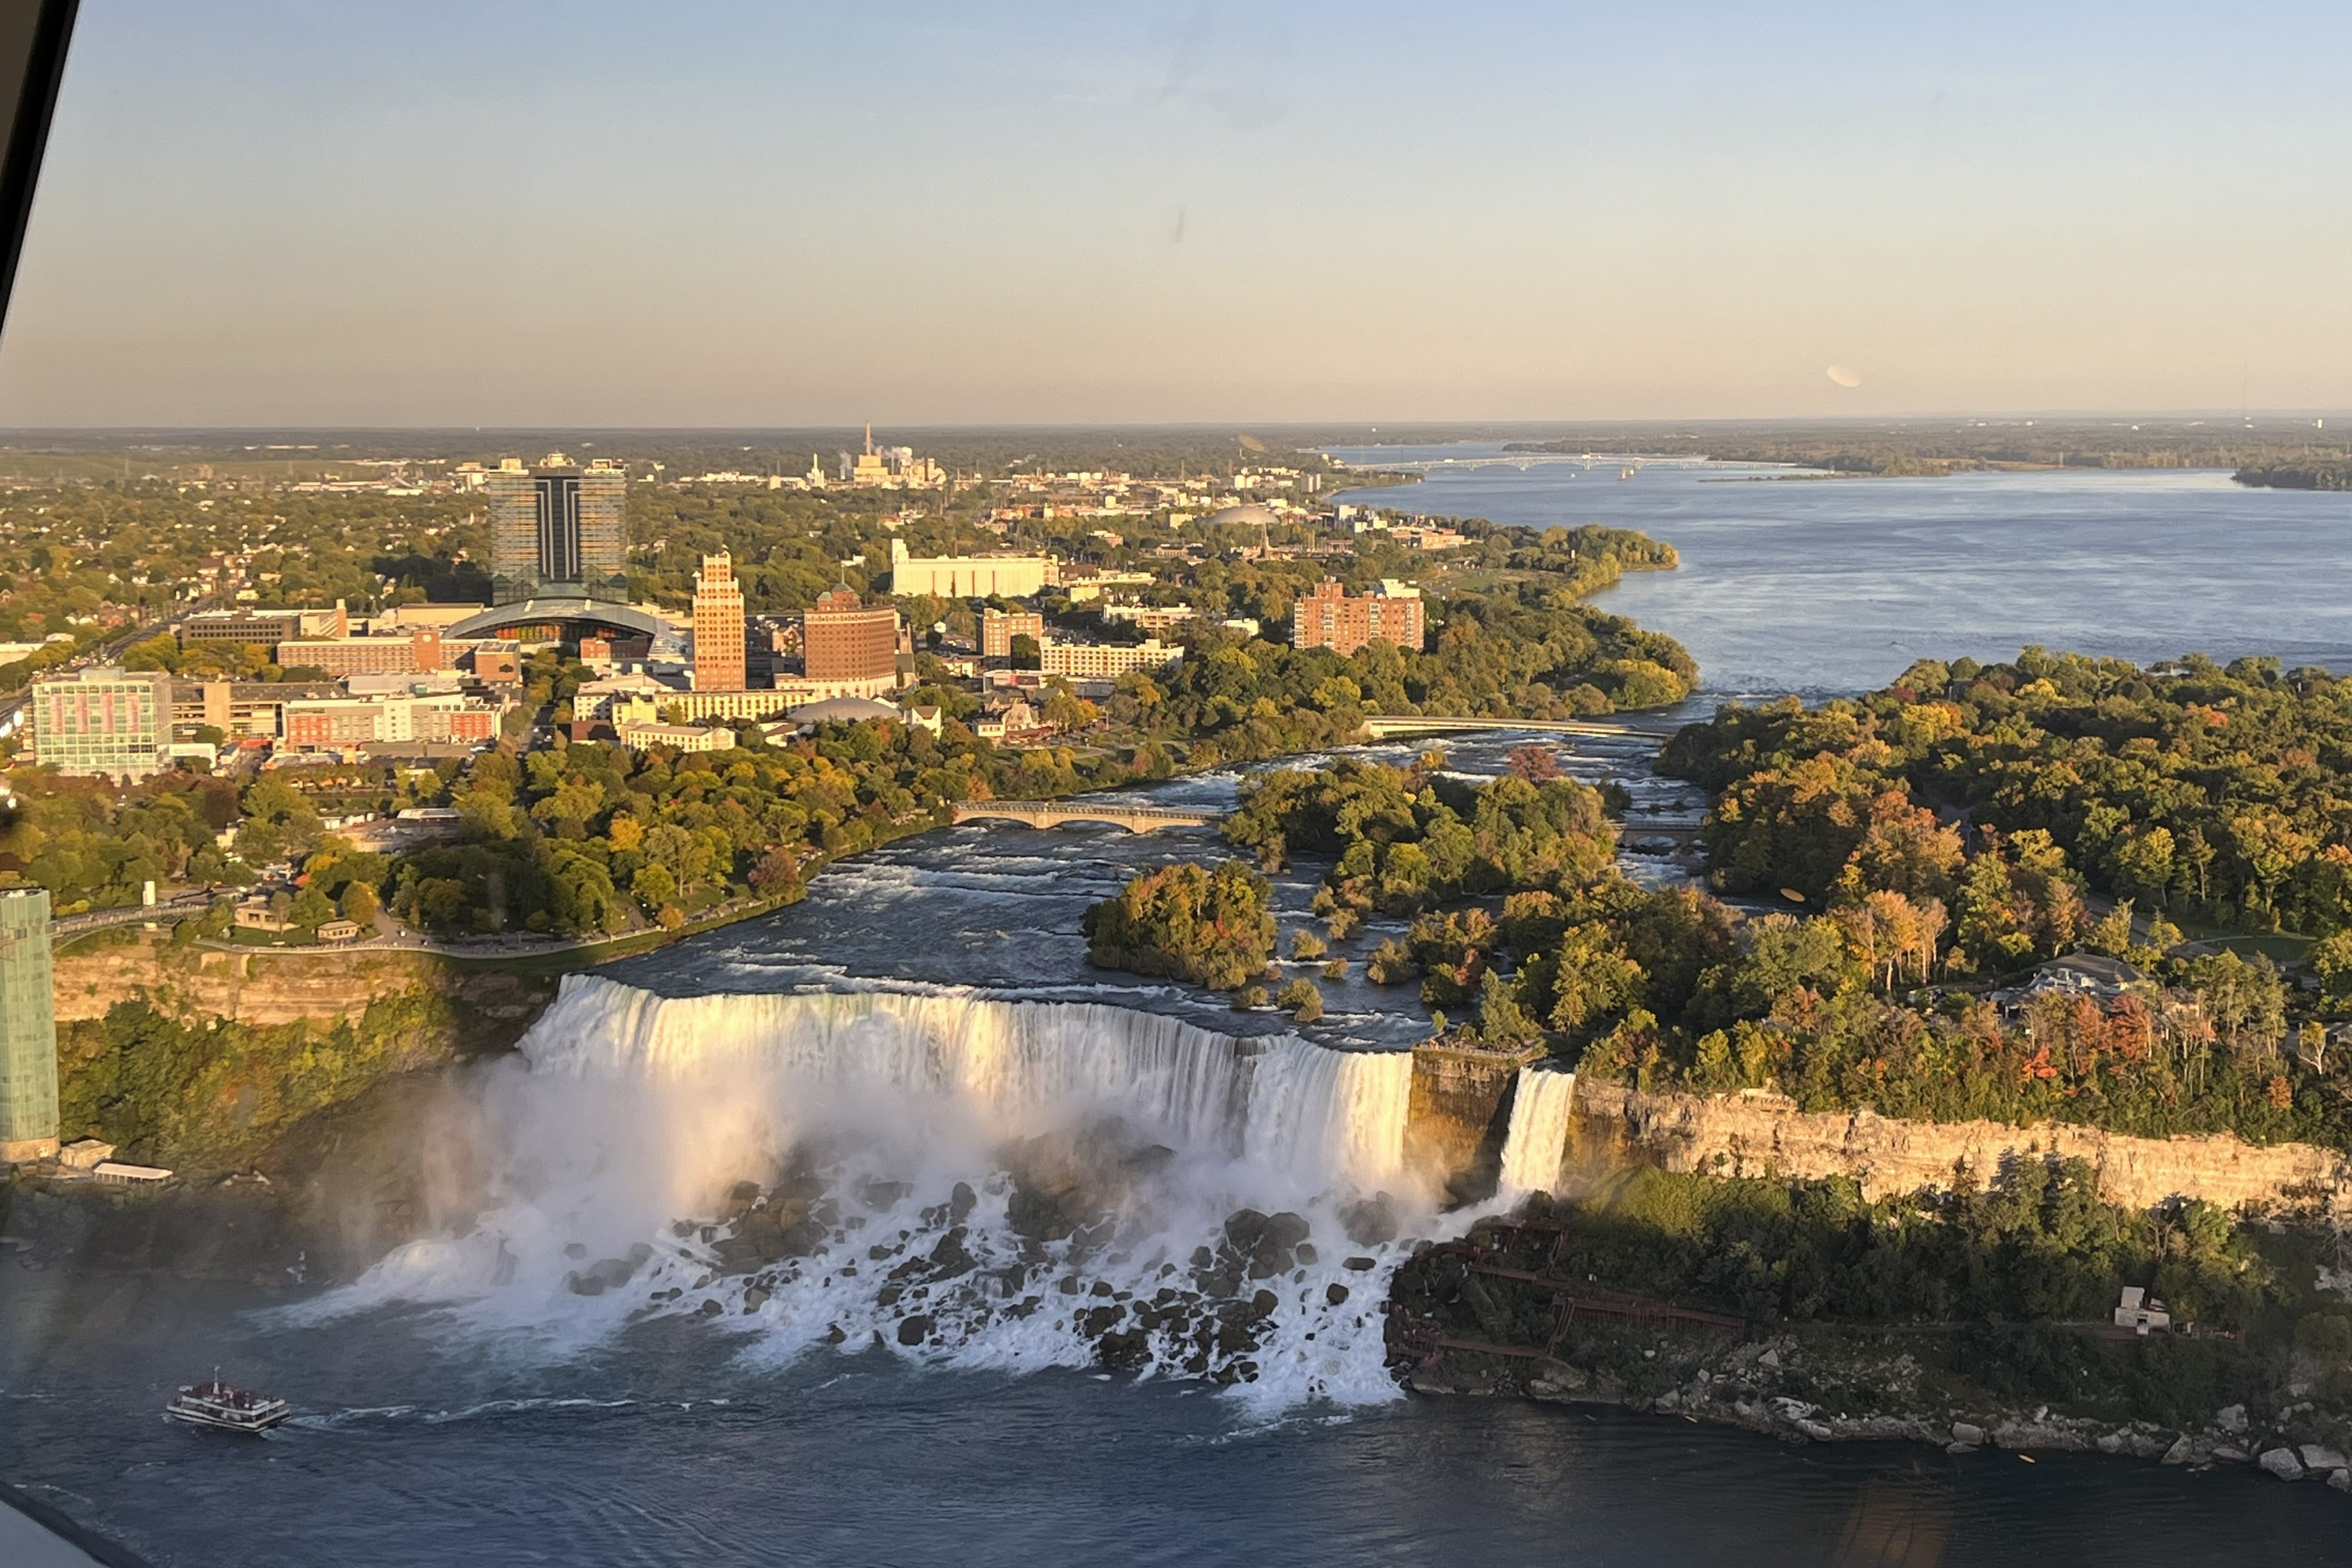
top-left (0, 0), bottom-right (2346, 427)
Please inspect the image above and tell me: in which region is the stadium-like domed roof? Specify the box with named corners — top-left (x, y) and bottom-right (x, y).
top-left (787, 696), bottom-right (901, 725)
top-left (1204, 503), bottom-right (1279, 530)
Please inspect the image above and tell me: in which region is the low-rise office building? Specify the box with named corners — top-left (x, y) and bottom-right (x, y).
top-left (1037, 638), bottom-right (1182, 681)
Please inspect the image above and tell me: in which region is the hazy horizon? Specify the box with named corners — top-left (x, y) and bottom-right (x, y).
top-left (0, 2), bottom-right (2345, 427)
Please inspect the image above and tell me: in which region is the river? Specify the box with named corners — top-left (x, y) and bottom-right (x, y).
top-left (5, 459), bottom-right (2350, 1565)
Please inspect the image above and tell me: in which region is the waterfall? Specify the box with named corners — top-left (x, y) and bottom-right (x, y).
top-left (1497, 1067), bottom-right (1577, 1197)
top-left (309, 975), bottom-right (1425, 1408)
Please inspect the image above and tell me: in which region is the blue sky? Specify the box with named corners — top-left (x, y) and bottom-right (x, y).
top-left (0, 1), bottom-right (2344, 425)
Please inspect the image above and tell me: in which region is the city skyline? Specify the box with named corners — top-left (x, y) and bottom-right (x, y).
top-left (0, 2), bottom-right (2347, 426)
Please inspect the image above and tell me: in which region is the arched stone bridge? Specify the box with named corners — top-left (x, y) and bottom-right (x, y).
top-left (951, 800), bottom-right (1220, 834)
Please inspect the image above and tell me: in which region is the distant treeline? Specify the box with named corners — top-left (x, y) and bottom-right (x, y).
top-left (2234, 463), bottom-right (2352, 492)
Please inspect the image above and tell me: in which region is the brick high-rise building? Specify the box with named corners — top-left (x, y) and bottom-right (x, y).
top-left (1290, 579), bottom-right (1425, 658)
top-left (802, 588), bottom-right (901, 684)
top-left (485, 457), bottom-right (628, 604)
top-left (981, 607), bottom-right (1044, 659)
top-left (691, 553), bottom-right (746, 692)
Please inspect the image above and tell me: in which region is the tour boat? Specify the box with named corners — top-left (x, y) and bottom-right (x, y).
top-left (164, 1378), bottom-right (291, 1435)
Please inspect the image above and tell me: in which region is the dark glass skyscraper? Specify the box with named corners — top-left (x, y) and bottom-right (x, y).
top-left (485, 458), bottom-right (629, 604)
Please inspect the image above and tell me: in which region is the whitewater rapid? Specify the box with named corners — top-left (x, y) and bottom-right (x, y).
top-left (313, 975), bottom-right (1440, 1409)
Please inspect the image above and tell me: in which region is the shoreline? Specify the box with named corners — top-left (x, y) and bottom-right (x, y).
top-left (1404, 1328), bottom-right (2352, 1492)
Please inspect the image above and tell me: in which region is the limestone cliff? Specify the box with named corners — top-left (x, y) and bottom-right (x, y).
top-left (1571, 1080), bottom-right (2351, 1211)
top-left (1404, 1043), bottom-right (1541, 1203)
top-left (43, 933), bottom-right (555, 1174)
top-left (52, 934), bottom-right (549, 1032)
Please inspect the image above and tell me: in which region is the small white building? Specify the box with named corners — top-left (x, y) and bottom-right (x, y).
top-left (59, 1138), bottom-right (115, 1171)
top-left (92, 1160), bottom-right (173, 1186)
top-left (2115, 1286), bottom-right (2172, 1334)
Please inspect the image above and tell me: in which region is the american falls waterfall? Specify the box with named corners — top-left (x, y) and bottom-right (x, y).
top-left (317, 974), bottom-right (1426, 1407)
top-left (1497, 1067), bottom-right (1577, 1197)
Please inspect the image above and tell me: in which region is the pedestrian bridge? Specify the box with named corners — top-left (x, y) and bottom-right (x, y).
top-left (1362, 714), bottom-right (1650, 741)
top-left (951, 800), bottom-right (1220, 834)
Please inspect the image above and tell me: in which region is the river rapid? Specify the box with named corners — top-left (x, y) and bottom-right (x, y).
top-left (7, 460), bottom-right (2352, 1565)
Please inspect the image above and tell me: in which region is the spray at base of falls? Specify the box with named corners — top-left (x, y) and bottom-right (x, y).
top-left (1497, 1068), bottom-right (1577, 1198)
top-left (307, 975), bottom-right (1437, 1410)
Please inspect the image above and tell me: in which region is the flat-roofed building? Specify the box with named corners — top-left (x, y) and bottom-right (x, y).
top-left (804, 589), bottom-right (901, 684)
top-left (0, 888), bottom-right (57, 1164)
top-left (981, 607), bottom-right (1044, 659)
top-left (691, 553), bottom-right (746, 692)
top-left (616, 720), bottom-right (736, 753)
top-left (179, 607), bottom-right (342, 651)
top-left (30, 667), bottom-right (170, 779)
top-left (1290, 578), bottom-right (1424, 657)
top-left (174, 680), bottom-right (343, 741)
top-left (1098, 602), bottom-right (1196, 637)
top-left (1038, 639), bottom-right (1183, 681)
top-left (281, 692), bottom-right (500, 750)
top-left (275, 629), bottom-right (447, 679)
top-left (889, 544), bottom-right (1059, 600)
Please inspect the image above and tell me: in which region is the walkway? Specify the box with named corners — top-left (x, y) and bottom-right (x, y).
top-left (1361, 715), bottom-right (1656, 741)
top-left (950, 800), bottom-right (1219, 833)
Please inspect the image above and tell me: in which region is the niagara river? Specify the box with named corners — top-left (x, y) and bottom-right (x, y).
top-left (8, 463), bottom-right (2352, 1565)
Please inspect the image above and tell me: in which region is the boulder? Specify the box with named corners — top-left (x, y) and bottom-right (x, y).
top-left (1951, 1422), bottom-right (1986, 1447)
top-left (1325, 1283), bottom-right (1350, 1307)
top-left (1341, 1194), bottom-right (1399, 1247)
top-left (2259, 1447), bottom-right (2306, 1481)
top-left (1344, 1256), bottom-right (1378, 1272)
top-left (895, 1314), bottom-right (933, 1346)
top-left (2217, 1403), bottom-right (2249, 1434)
top-left (1224, 1209), bottom-right (1269, 1252)
top-left (2160, 1436), bottom-right (2193, 1466)
top-left (2331, 1469), bottom-right (2352, 1494)
top-left (2302, 1445), bottom-right (2350, 1473)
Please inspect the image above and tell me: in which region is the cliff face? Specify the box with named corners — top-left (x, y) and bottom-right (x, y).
top-left (1404, 1044), bottom-right (1542, 1203)
top-left (1572, 1081), bottom-right (2352, 1211)
top-left (52, 936), bottom-right (548, 1033)
top-left (44, 934), bottom-right (555, 1174)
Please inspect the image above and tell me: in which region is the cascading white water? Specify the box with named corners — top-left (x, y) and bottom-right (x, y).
top-left (312, 975), bottom-right (1427, 1408)
top-left (1497, 1066), bottom-right (1577, 1197)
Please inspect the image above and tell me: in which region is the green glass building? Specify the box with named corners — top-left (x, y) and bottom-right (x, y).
top-left (0, 887), bottom-right (57, 1163)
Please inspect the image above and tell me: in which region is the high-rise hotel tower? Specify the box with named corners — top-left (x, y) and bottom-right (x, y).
top-left (485, 456), bottom-right (629, 605)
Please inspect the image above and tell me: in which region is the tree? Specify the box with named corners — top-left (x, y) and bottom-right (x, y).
top-left (1474, 969), bottom-right (1542, 1050)
top-left (1505, 745), bottom-right (1559, 783)
top-left (1276, 978), bottom-right (1324, 1022)
top-left (1082, 862), bottom-right (1276, 991)
top-left (289, 885), bottom-right (332, 931)
top-left (339, 881), bottom-right (380, 925)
